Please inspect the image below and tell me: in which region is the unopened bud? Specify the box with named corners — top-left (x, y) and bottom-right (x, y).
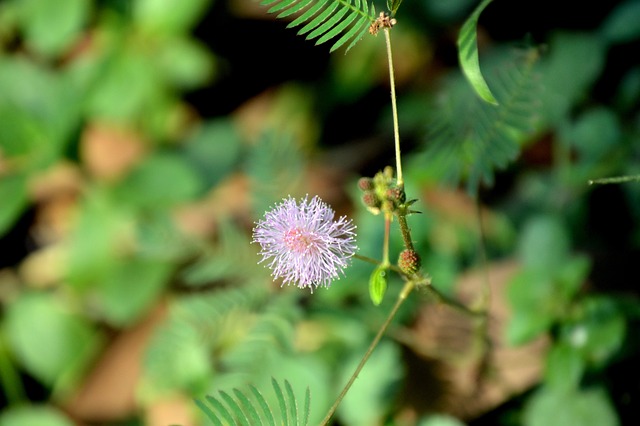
top-left (398, 249), bottom-right (421, 275)
top-left (358, 177), bottom-right (374, 191)
top-left (362, 191), bottom-right (380, 209)
top-left (386, 186), bottom-right (406, 205)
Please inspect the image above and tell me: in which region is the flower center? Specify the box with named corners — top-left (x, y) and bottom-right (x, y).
top-left (283, 227), bottom-right (316, 254)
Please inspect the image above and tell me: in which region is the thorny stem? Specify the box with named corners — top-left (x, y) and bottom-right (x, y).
top-left (397, 214), bottom-right (415, 252)
top-left (384, 27), bottom-right (403, 187)
top-left (319, 280), bottom-right (415, 426)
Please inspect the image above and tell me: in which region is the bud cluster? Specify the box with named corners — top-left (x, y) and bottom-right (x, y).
top-left (357, 166), bottom-right (407, 215)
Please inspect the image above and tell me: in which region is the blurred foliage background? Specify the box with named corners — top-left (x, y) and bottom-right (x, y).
top-left (1, 0), bottom-right (640, 425)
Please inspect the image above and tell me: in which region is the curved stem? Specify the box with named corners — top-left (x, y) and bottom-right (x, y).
top-left (384, 27), bottom-right (403, 186)
top-left (319, 280), bottom-right (415, 426)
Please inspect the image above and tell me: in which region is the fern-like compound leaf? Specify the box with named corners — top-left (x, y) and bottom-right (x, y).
top-left (260, 0), bottom-right (376, 53)
top-left (250, 384), bottom-right (277, 426)
top-left (415, 47), bottom-right (542, 195)
top-left (284, 380), bottom-right (298, 426)
top-left (301, 386), bottom-right (311, 426)
top-left (198, 379), bottom-right (311, 425)
top-left (219, 390), bottom-right (252, 426)
top-left (272, 378), bottom-right (289, 426)
top-left (205, 394), bottom-right (236, 425)
top-left (234, 388), bottom-right (263, 425)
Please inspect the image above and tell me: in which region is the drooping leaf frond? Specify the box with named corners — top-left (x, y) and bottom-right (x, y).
top-left (414, 47), bottom-right (543, 195)
top-left (259, 0), bottom-right (376, 53)
top-left (197, 379), bottom-right (311, 426)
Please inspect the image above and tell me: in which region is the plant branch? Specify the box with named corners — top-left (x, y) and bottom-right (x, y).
top-left (319, 279), bottom-right (415, 425)
top-left (384, 27), bottom-right (403, 186)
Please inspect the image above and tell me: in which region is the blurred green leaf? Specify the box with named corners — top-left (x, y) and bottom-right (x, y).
top-left (134, 0), bottom-right (211, 34)
top-left (96, 258), bottom-right (174, 326)
top-left (544, 343), bottom-right (585, 391)
top-left (115, 152), bottom-right (203, 209)
top-left (600, 0), bottom-right (640, 44)
top-left (524, 386), bottom-right (619, 426)
top-left (418, 414), bottom-right (467, 426)
top-left (0, 173), bottom-right (28, 237)
top-left (65, 191), bottom-right (133, 289)
top-left (16, 0), bottom-right (90, 57)
top-left (4, 292), bottom-right (102, 392)
top-left (142, 317), bottom-right (213, 396)
top-left (154, 36), bottom-right (216, 89)
top-left (556, 255), bottom-right (590, 301)
top-left (182, 119), bottom-right (242, 189)
top-left (86, 48), bottom-right (164, 122)
top-left (506, 270), bottom-right (556, 345)
top-left (564, 107), bottom-right (621, 162)
top-left (563, 296), bottom-right (626, 367)
top-left (457, 0), bottom-right (498, 105)
top-left (537, 32), bottom-right (605, 125)
top-left (518, 215), bottom-right (570, 274)
top-left (0, 405), bottom-right (74, 426)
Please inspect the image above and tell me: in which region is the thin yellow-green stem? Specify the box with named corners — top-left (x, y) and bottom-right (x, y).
top-left (319, 280), bottom-right (415, 426)
top-left (382, 214), bottom-right (391, 267)
top-left (384, 27), bottom-right (403, 186)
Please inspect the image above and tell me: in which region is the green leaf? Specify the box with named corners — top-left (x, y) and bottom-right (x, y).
top-left (518, 215), bottom-right (570, 275)
top-left (16, 0), bottom-right (90, 57)
top-left (182, 118), bottom-right (242, 189)
top-left (368, 266), bottom-right (388, 306)
top-left (457, 0), bottom-right (498, 105)
top-left (65, 192), bottom-right (132, 289)
top-left (272, 378), bottom-right (289, 426)
top-left (418, 414), bottom-right (467, 426)
top-left (134, 0), bottom-right (211, 34)
top-left (524, 386), bottom-right (620, 426)
top-left (537, 32), bottom-right (605, 125)
top-left (95, 258), bottom-right (174, 326)
top-left (0, 405), bottom-right (74, 426)
top-left (153, 36), bottom-right (216, 89)
top-left (114, 152), bottom-right (203, 209)
top-left (284, 380), bottom-right (298, 426)
top-left (0, 173), bottom-right (28, 237)
top-left (387, 0), bottom-right (403, 16)
top-left (564, 107), bottom-right (621, 162)
top-left (600, 0), bottom-right (640, 44)
top-left (262, 0), bottom-right (376, 53)
top-left (219, 390), bottom-right (251, 426)
top-left (250, 385), bottom-right (277, 426)
top-left (544, 343), bottom-right (585, 391)
top-left (416, 46), bottom-right (541, 194)
top-left (234, 388), bottom-right (263, 426)
top-left (506, 270), bottom-right (556, 345)
top-left (4, 293), bottom-right (102, 392)
top-left (301, 386), bottom-right (311, 426)
top-left (194, 399), bottom-right (222, 426)
top-left (564, 296), bottom-right (626, 367)
top-left (205, 395), bottom-right (236, 426)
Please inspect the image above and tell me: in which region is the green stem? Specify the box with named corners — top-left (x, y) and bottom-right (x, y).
top-left (384, 27), bottom-right (403, 186)
top-left (588, 174), bottom-right (640, 185)
top-left (319, 280), bottom-right (415, 426)
top-left (382, 214), bottom-right (392, 267)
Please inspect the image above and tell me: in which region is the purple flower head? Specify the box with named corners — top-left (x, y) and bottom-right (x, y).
top-left (252, 195), bottom-right (357, 291)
